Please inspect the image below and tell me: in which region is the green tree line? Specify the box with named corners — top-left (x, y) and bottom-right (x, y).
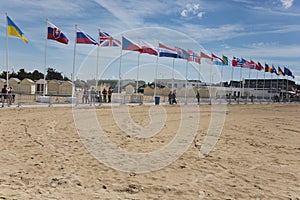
top-left (0, 68), bottom-right (70, 81)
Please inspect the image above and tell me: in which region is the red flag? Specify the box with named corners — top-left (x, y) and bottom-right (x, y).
top-left (200, 51), bottom-right (212, 60)
top-left (139, 40), bottom-right (158, 56)
top-left (212, 53), bottom-right (225, 65)
top-left (255, 62), bottom-right (264, 71)
top-left (232, 57), bottom-right (238, 66)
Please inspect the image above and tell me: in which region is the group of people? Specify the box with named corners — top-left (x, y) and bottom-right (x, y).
top-left (1, 84), bottom-right (15, 107)
top-left (168, 90), bottom-right (177, 104)
top-left (82, 87), bottom-right (113, 104)
top-left (168, 90), bottom-right (201, 105)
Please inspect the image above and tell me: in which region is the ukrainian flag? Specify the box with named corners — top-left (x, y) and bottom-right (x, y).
top-left (7, 16), bottom-right (28, 44)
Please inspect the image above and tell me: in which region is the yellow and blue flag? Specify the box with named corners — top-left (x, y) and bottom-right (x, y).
top-left (7, 16), bottom-right (28, 44)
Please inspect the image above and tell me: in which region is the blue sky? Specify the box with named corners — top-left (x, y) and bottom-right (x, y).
top-left (0, 0), bottom-right (299, 84)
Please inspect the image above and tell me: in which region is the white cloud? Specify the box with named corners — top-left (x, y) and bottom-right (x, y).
top-left (181, 3), bottom-right (205, 18)
top-left (181, 10), bottom-right (188, 17)
top-left (197, 12), bottom-right (205, 18)
top-left (280, 0), bottom-right (294, 9)
top-left (179, 24), bottom-right (245, 42)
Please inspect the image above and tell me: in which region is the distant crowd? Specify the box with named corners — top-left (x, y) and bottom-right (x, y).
top-left (81, 87), bottom-right (113, 104)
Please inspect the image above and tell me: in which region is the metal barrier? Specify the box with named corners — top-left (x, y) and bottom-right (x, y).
top-left (1, 91), bottom-right (299, 108)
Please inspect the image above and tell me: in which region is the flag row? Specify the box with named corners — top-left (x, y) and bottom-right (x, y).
top-left (6, 15), bottom-right (295, 79)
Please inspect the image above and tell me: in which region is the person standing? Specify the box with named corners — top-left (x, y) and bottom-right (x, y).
top-left (172, 90), bottom-right (177, 104)
top-left (1, 85), bottom-right (8, 107)
top-left (196, 90), bottom-right (200, 105)
top-left (168, 91), bottom-right (172, 104)
top-left (8, 87), bottom-right (15, 105)
top-left (82, 88), bottom-right (89, 104)
top-left (102, 88), bottom-right (107, 103)
top-left (107, 88), bottom-right (112, 103)
top-left (90, 87), bottom-right (97, 104)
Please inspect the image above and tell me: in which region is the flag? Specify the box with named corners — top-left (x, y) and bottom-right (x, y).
top-left (255, 62), bottom-right (264, 71)
top-left (272, 65), bottom-right (279, 75)
top-left (232, 57), bottom-right (245, 67)
top-left (212, 53), bottom-right (225, 65)
top-left (194, 52), bottom-right (201, 64)
top-left (278, 66), bottom-right (285, 76)
top-left (158, 43), bottom-right (178, 58)
top-left (99, 31), bottom-right (121, 47)
top-left (232, 57), bottom-right (238, 66)
top-left (7, 16), bottom-right (28, 44)
top-left (139, 40), bottom-right (158, 56)
top-left (242, 59), bottom-right (256, 69)
top-left (200, 51), bottom-right (212, 61)
top-left (47, 21), bottom-right (69, 44)
top-left (265, 64), bottom-right (273, 73)
top-left (264, 64), bottom-right (269, 72)
top-left (284, 67), bottom-right (295, 78)
top-left (188, 49), bottom-right (195, 62)
top-left (175, 47), bottom-right (189, 60)
top-left (122, 36), bottom-right (141, 51)
top-left (222, 55), bottom-right (228, 65)
top-left (76, 27), bottom-right (98, 45)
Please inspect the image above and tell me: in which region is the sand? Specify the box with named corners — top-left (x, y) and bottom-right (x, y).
top-left (0, 104), bottom-right (300, 199)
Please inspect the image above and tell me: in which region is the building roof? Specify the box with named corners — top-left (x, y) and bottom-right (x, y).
top-left (9, 77), bottom-right (21, 82)
top-left (21, 78), bottom-right (35, 83)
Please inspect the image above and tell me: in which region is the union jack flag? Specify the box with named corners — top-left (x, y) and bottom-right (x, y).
top-left (99, 31), bottom-right (121, 47)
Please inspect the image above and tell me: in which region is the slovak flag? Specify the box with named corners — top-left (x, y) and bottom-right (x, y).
top-left (122, 36), bottom-right (141, 51)
top-left (76, 27), bottom-right (98, 45)
top-left (47, 21), bottom-right (69, 44)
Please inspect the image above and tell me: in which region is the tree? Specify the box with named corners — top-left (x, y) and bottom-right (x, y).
top-left (31, 70), bottom-right (44, 80)
top-left (0, 71), bottom-right (6, 79)
top-left (46, 68), bottom-right (64, 80)
top-left (16, 69), bottom-right (28, 80)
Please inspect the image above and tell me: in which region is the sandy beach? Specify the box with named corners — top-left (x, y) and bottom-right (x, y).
top-left (0, 104), bottom-right (300, 199)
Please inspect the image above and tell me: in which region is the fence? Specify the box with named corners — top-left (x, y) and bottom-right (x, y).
top-left (1, 90), bottom-right (299, 108)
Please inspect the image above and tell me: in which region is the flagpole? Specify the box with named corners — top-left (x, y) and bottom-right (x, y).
top-left (198, 61), bottom-right (201, 102)
top-left (255, 69), bottom-right (258, 101)
top-left (184, 60), bottom-right (188, 104)
top-left (219, 60), bottom-right (224, 104)
top-left (154, 41), bottom-right (159, 97)
top-left (95, 29), bottom-right (100, 92)
top-left (220, 63), bottom-right (224, 87)
top-left (118, 35), bottom-right (123, 94)
top-left (230, 63), bottom-right (234, 104)
top-left (136, 53), bottom-right (140, 93)
top-left (72, 24), bottom-right (77, 100)
top-left (286, 74), bottom-right (289, 102)
top-left (247, 66), bottom-right (251, 104)
top-left (172, 58), bottom-right (175, 91)
top-left (5, 13), bottom-right (9, 86)
top-left (198, 61), bottom-right (201, 89)
top-left (209, 58), bottom-right (213, 105)
top-left (239, 62), bottom-right (243, 103)
top-left (43, 18), bottom-right (49, 96)
top-left (276, 69), bottom-right (279, 97)
top-left (262, 64), bottom-right (266, 103)
top-left (269, 70), bottom-right (273, 103)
